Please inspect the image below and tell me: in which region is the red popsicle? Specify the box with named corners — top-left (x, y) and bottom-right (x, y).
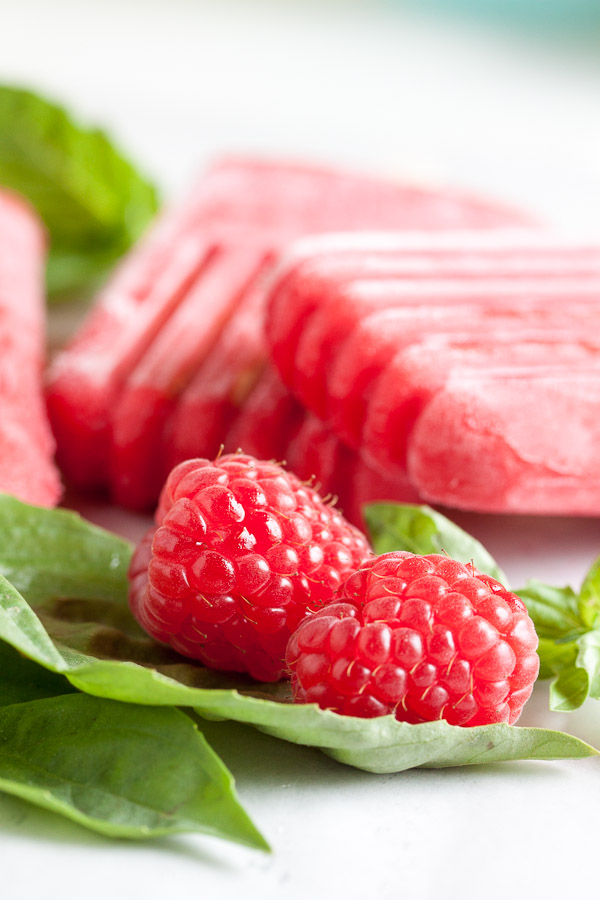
top-left (363, 330), bottom-right (600, 476)
top-left (0, 191), bottom-right (60, 506)
top-left (408, 368), bottom-right (600, 514)
top-left (264, 230), bottom-right (600, 514)
top-left (47, 159), bottom-right (526, 509)
top-left (265, 233), bottom-right (600, 433)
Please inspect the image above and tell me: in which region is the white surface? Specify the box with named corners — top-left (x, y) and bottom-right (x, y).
top-left (2, 1), bottom-right (600, 897)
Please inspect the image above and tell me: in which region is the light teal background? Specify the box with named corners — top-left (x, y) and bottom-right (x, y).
top-left (397, 0), bottom-right (600, 30)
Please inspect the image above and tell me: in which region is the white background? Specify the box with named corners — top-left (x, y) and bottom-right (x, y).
top-left (2, 1), bottom-right (600, 897)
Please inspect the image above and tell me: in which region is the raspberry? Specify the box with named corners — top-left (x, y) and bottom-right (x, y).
top-left (128, 453), bottom-right (372, 681)
top-left (286, 551), bottom-right (539, 725)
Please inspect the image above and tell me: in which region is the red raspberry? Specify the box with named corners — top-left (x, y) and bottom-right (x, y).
top-left (286, 551), bottom-right (539, 725)
top-left (128, 453), bottom-right (372, 681)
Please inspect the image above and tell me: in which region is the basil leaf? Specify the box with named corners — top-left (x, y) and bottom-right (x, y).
top-left (0, 498), bottom-right (594, 771)
top-left (536, 637), bottom-right (578, 680)
top-left (517, 579), bottom-right (600, 711)
top-left (0, 575), bottom-right (68, 669)
top-left (0, 576), bottom-right (594, 772)
top-left (0, 693), bottom-right (268, 847)
top-left (576, 630), bottom-right (600, 699)
top-left (518, 581), bottom-right (586, 641)
top-left (542, 630), bottom-right (600, 712)
top-left (0, 494), bottom-right (131, 605)
top-left (323, 719), bottom-right (596, 772)
top-left (0, 85), bottom-right (159, 297)
top-left (0, 641), bottom-right (75, 707)
top-left (579, 556), bottom-right (600, 629)
top-left (549, 666), bottom-right (590, 712)
top-left (46, 247), bottom-right (125, 299)
top-left (364, 503), bottom-right (507, 583)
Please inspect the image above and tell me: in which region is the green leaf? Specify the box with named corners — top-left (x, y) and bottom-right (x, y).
top-left (364, 503), bottom-right (507, 583)
top-left (46, 246), bottom-right (126, 299)
top-left (550, 666), bottom-right (590, 712)
top-left (545, 631), bottom-right (600, 712)
top-left (518, 580), bottom-right (586, 641)
top-left (0, 641), bottom-right (75, 707)
top-left (0, 576), bottom-right (594, 773)
top-left (518, 579), bottom-right (600, 711)
top-left (0, 85), bottom-right (159, 297)
top-left (0, 575), bottom-right (70, 669)
top-left (322, 719), bottom-right (596, 772)
top-left (0, 494), bottom-right (132, 605)
top-left (576, 630), bottom-right (600, 699)
top-left (536, 637), bottom-right (578, 680)
top-left (579, 556), bottom-right (600, 629)
top-left (0, 693), bottom-right (268, 847)
top-left (0, 498), bottom-right (594, 772)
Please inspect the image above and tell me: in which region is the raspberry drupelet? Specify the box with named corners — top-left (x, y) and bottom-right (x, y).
top-left (286, 551), bottom-right (539, 725)
top-left (128, 454), bottom-right (372, 681)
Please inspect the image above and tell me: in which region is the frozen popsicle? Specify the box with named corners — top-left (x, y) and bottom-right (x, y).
top-left (284, 409), bottom-right (421, 529)
top-left (328, 300), bottom-right (599, 451)
top-left (225, 365), bottom-right (304, 463)
top-left (266, 232), bottom-right (600, 436)
top-left (0, 191), bottom-right (61, 506)
top-left (205, 360), bottom-right (421, 528)
top-left (164, 267), bottom-right (270, 473)
top-left (46, 159), bottom-right (526, 508)
top-left (363, 333), bottom-right (600, 476)
top-left (109, 243), bottom-right (268, 508)
top-left (264, 230), bottom-right (600, 514)
top-left (408, 368), bottom-right (600, 514)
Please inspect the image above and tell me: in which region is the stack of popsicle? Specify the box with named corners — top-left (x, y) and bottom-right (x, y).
top-left (46, 158), bottom-right (527, 517)
top-left (266, 232), bottom-right (600, 514)
top-left (0, 191), bottom-right (60, 507)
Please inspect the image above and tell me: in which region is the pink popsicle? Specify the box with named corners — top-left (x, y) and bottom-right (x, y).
top-left (46, 159), bottom-right (529, 508)
top-left (0, 191), bottom-right (61, 506)
top-left (408, 368), bottom-right (600, 515)
top-left (363, 332), bottom-right (600, 476)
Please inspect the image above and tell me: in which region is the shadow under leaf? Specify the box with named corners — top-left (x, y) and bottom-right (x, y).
top-left (36, 596), bottom-right (292, 702)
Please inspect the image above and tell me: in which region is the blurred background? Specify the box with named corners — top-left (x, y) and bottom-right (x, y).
top-left (2, 0), bottom-right (600, 226)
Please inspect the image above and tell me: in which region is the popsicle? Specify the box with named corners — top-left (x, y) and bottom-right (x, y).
top-left (363, 331), bottom-right (600, 476)
top-left (266, 232), bottom-right (600, 437)
top-left (46, 159), bottom-right (526, 508)
top-left (109, 243), bottom-right (268, 508)
top-left (0, 190), bottom-right (61, 506)
top-left (408, 368), bottom-right (600, 514)
top-left (164, 261), bottom-right (273, 472)
top-left (264, 231), bottom-right (600, 514)
top-left (283, 409), bottom-right (421, 529)
top-left (225, 366), bottom-right (304, 463)
top-left (206, 362), bottom-right (421, 527)
top-left (328, 301), bottom-right (599, 451)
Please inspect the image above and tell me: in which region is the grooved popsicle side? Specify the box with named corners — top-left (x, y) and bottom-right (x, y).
top-left (46, 158), bottom-right (525, 509)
